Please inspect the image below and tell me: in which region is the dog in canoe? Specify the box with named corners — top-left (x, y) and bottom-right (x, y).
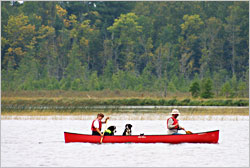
top-left (123, 124), bottom-right (133, 136)
top-left (104, 126), bottom-right (117, 136)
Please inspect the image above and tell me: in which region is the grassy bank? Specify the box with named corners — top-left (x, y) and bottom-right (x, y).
top-left (1, 107), bottom-right (249, 115)
top-left (2, 90), bottom-right (190, 99)
top-left (2, 97), bottom-right (248, 109)
top-left (1, 108), bottom-right (249, 120)
top-left (2, 90), bottom-right (249, 112)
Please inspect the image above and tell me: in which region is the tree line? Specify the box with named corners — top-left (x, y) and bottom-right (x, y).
top-left (1, 1), bottom-right (249, 98)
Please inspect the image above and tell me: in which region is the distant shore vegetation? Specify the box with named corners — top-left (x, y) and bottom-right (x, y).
top-left (2, 90), bottom-right (249, 113)
top-left (1, 1), bottom-right (249, 99)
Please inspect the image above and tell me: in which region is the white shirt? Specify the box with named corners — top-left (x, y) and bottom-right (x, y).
top-left (93, 119), bottom-right (100, 129)
top-left (167, 117), bottom-right (182, 135)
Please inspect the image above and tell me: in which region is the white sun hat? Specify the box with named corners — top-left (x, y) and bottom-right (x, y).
top-left (171, 109), bottom-right (180, 115)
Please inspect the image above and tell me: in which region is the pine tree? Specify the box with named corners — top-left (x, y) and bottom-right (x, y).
top-left (200, 78), bottom-right (214, 98)
top-left (221, 81), bottom-right (231, 98)
top-left (189, 81), bottom-right (200, 98)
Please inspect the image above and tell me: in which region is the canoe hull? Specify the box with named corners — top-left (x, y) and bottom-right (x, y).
top-left (64, 130), bottom-right (219, 144)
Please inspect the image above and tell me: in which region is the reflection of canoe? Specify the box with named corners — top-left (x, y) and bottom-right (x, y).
top-left (64, 130), bottom-right (219, 144)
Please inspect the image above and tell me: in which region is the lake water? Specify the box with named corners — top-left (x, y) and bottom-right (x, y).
top-left (1, 115), bottom-right (249, 167)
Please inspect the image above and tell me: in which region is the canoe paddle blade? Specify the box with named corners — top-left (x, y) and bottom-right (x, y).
top-left (185, 130), bottom-right (193, 134)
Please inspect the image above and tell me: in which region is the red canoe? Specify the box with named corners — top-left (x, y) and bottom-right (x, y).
top-left (64, 130), bottom-right (219, 144)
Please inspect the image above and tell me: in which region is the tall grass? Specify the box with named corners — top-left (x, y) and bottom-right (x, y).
top-left (1, 107), bottom-right (249, 116)
top-left (2, 90), bottom-right (188, 99)
top-left (2, 97), bottom-right (249, 111)
top-left (2, 90), bottom-right (248, 114)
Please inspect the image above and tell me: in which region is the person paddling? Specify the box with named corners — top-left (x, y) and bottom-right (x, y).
top-left (91, 113), bottom-right (109, 136)
top-left (167, 109), bottom-right (185, 135)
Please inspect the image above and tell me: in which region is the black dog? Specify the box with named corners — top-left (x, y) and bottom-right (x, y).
top-left (104, 126), bottom-right (116, 136)
top-left (123, 124), bottom-right (132, 136)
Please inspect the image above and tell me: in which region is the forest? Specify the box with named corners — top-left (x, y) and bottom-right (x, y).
top-left (1, 1), bottom-right (249, 98)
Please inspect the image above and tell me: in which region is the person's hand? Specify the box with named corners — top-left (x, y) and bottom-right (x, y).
top-left (105, 117), bottom-right (110, 122)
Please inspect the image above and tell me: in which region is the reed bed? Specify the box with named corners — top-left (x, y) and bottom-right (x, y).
top-left (1, 114), bottom-right (248, 121)
top-left (2, 98), bottom-right (248, 112)
top-left (1, 107), bottom-right (249, 120)
top-left (2, 90), bottom-right (248, 120)
top-left (1, 107), bottom-right (249, 115)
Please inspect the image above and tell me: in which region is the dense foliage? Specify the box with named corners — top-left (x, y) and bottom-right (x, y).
top-left (1, 1), bottom-right (249, 98)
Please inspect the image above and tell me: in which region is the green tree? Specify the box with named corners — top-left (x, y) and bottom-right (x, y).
top-left (167, 81), bottom-right (177, 93)
top-left (141, 63), bottom-right (155, 90)
top-left (224, 3), bottom-right (242, 76)
top-left (179, 14), bottom-right (204, 78)
top-left (221, 81), bottom-right (231, 98)
top-left (102, 60), bottom-right (115, 89)
top-left (1, 1), bottom-right (249, 94)
top-left (60, 78), bottom-right (71, 90)
top-left (71, 78), bottom-right (81, 91)
top-left (238, 80), bottom-right (247, 98)
top-left (108, 12), bottom-right (142, 71)
top-left (213, 69), bottom-right (228, 96)
top-left (88, 71), bottom-right (101, 90)
top-left (16, 56), bottom-right (40, 90)
top-left (3, 13), bottom-right (36, 69)
top-left (230, 75), bottom-right (238, 97)
top-left (189, 81), bottom-right (200, 98)
top-left (65, 41), bottom-right (86, 81)
top-left (200, 78), bottom-right (214, 98)
top-left (200, 17), bottom-right (223, 78)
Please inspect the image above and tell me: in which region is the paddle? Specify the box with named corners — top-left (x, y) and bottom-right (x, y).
top-left (100, 119), bottom-right (108, 144)
top-left (183, 128), bottom-right (193, 134)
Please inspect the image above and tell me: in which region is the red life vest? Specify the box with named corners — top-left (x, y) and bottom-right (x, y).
top-left (91, 119), bottom-right (102, 131)
top-left (167, 117), bottom-right (179, 129)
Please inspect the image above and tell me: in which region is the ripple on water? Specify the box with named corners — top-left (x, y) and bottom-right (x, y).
top-left (1, 118), bottom-right (249, 167)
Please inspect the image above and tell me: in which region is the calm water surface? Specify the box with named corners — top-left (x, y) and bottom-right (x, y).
top-left (1, 115), bottom-right (249, 167)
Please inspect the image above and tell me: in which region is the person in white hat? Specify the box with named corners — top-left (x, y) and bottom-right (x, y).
top-left (166, 109), bottom-right (185, 135)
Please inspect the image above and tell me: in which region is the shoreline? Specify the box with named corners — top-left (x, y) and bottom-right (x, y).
top-left (2, 98), bottom-right (249, 111)
top-left (1, 107), bottom-right (249, 117)
top-left (1, 114), bottom-right (249, 121)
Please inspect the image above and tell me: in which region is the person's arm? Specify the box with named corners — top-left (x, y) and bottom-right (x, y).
top-left (178, 125), bottom-right (184, 130)
top-left (101, 117), bottom-right (110, 124)
top-left (177, 121), bottom-right (184, 130)
top-left (96, 128), bottom-right (103, 137)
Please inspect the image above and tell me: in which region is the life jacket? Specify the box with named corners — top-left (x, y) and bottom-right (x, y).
top-left (91, 119), bottom-right (102, 131)
top-left (104, 129), bottom-right (112, 135)
top-left (167, 117), bottom-right (179, 129)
